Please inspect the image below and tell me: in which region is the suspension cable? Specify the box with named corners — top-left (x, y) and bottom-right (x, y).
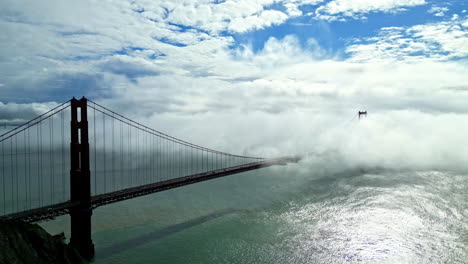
top-left (87, 100), bottom-right (264, 160)
top-left (0, 100), bottom-right (71, 139)
top-left (0, 103), bottom-right (70, 143)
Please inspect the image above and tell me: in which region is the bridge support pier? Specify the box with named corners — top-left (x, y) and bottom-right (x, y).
top-left (69, 97), bottom-right (95, 259)
top-left (70, 208), bottom-right (94, 259)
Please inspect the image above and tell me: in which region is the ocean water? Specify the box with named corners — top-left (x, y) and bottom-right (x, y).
top-left (40, 160), bottom-right (468, 263)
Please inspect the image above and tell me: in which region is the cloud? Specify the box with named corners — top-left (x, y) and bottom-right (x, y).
top-left (284, 3), bottom-right (303, 17)
top-left (98, 55), bottom-right (161, 79)
top-left (0, 101), bottom-right (59, 125)
top-left (227, 9), bottom-right (289, 33)
top-left (1, 0), bottom-right (468, 172)
top-left (314, 0), bottom-right (427, 21)
top-left (79, 30), bottom-right (468, 172)
top-left (164, 0), bottom-right (291, 34)
top-left (428, 6), bottom-right (449, 17)
top-left (346, 18), bottom-right (468, 62)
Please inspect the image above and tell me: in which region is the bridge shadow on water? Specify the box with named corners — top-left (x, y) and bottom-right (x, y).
top-left (96, 209), bottom-right (239, 259)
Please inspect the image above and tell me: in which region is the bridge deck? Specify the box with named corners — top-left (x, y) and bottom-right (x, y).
top-left (0, 156), bottom-right (301, 223)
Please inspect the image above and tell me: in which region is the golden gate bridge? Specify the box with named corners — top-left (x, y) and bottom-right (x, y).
top-left (0, 97), bottom-right (301, 259)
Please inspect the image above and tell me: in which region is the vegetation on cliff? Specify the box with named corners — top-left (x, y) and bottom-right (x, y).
top-left (0, 220), bottom-right (86, 264)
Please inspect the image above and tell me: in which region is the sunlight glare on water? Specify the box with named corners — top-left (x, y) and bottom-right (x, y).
top-left (41, 165), bottom-right (468, 264)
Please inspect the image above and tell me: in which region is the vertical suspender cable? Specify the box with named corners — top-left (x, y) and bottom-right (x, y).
top-left (171, 140), bottom-right (173, 179)
top-left (180, 144), bottom-right (183, 176)
top-left (135, 128), bottom-right (138, 185)
top-left (157, 135), bottom-right (159, 181)
top-left (167, 141), bottom-right (170, 179)
top-left (112, 113), bottom-right (115, 191)
top-left (160, 135), bottom-right (162, 182)
top-left (2, 141), bottom-right (5, 214)
top-left (23, 130), bottom-right (27, 210)
top-left (119, 119), bottom-right (124, 188)
top-left (50, 117), bottom-right (54, 203)
top-left (177, 143), bottom-right (179, 177)
top-left (61, 109), bottom-right (65, 201)
top-left (11, 137), bottom-right (15, 211)
top-left (158, 135), bottom-right (161, 182)
top-left (137, 126), bottom-right (140, 184)
top-left (181, 144), bottom-right (183, 177)
top-left (93, 103), bottom-right (97, 195)
top-left (180, 143), bottom-right (182, 177)
top-left (173, 142), bottom-right (175, 178)
top-left (128, 124), bottom-right (131, 187)
top-left (37, 124), bottom-right (40, 207)
top-left (40, 122), bottom-right (43, 206)
top-left (174, 141), bottom-right (176, 178)
top-left (146, 129), bottom-right (148, 184)
top-left (166, 137), bottom-right (169, 180)
top-left (143, 129), bottom-right (147, 184)
top-left (150, 134), bottom-right (152, 183)
top-left (150, 135), bottom-right (153, 183)
top-left (136, 128), bottom-right (139, 185)
top-left (146, 132), bottom-right (148, 184)
top-left (103, 111), bottom-right (106, 193)
top-left (28, 127), bottom-right (31, 209)
top-left (15, 135), bottom-right (18, 211)
top-left (143, 129), bottom-right (145, 183)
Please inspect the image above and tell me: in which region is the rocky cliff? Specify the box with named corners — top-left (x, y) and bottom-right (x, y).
top-left (0, 220), bottom-right (86, 264)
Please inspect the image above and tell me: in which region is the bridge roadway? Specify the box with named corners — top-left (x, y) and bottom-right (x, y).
top-left (0, 155), bottom-right (301, 223)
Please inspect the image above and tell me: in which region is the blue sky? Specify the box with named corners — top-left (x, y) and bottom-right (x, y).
top-left (1, 0), bottom-right (468, 162)
top-left (232, 1), bottom-right (467, 58)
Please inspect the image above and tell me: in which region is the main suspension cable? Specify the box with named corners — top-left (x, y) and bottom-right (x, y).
top-left (87, 100), bottom-right (264, 160)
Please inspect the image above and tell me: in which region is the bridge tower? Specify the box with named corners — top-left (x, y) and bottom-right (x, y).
top-left (69, 97), bottom-right (95, 259)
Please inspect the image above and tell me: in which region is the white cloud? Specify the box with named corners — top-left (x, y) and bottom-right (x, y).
top-left (1, 0), bottom-right (468, 171)
top-left (428, 6), bottom-right (449, 17)
top-left (227, 9), bottom-right (288, 33)
top-left (284, 3), bottom-right (303, 17)
top-left (165, 0), bottom-right (289, 33)
top-left (0, 101), bottom-right (59, 125)
top-left (346, 18), bottom-right (468, 62)
top-left (315, 0), bottom-right (426, 21)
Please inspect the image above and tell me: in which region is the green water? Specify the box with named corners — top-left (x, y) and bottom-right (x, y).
top-left (41, 160), bottom-right (468, 263)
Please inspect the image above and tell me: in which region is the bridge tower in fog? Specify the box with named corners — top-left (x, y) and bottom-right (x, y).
top-left (358, 111), bottom-right (367, 119)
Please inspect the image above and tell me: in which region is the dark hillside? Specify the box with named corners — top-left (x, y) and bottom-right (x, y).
top-left (0, 221), bottom-right (86, 264)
